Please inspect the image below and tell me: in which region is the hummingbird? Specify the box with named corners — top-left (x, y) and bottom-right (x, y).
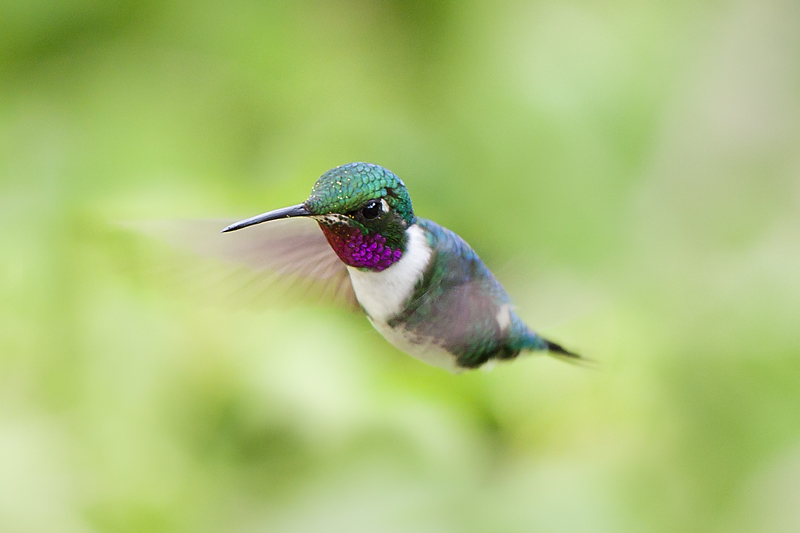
top-left (220, 162), bottom-right (581, 372)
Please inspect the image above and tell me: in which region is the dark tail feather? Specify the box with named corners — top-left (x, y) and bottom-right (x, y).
top-left (542, 338), bottom-right (597, 368)
top-left (516, 326), bottom-right (595, 368)
top-left (543, 339), bottom-right (580, 358)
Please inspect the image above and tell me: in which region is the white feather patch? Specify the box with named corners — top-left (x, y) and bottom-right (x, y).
top-left (496, 304), bottom-right (512, 332)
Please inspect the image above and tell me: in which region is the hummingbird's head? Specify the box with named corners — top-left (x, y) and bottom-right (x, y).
top-left (222, 163), bottom-right (416, 271)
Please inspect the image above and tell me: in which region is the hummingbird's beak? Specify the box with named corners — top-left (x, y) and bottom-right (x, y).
top-left (221, 203), bottom-right (311, 233)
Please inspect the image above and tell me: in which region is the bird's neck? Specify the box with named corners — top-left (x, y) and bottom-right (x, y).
top-left (345, 224), bottom-right (434, 324)
top-left (319, 221), bottom-right (405, 271)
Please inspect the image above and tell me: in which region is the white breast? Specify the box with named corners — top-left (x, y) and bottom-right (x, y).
top-left (346, 224), bottom-right (432, 323)
top-left (347, 225), bottom-right (463, 372)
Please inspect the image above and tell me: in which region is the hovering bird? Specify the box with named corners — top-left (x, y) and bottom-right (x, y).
top-left (216, 162), bottom-right (581, 372)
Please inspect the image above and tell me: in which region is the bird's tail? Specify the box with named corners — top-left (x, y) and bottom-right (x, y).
top-left (508, 314), bottom-right (593, 367)
top-left (541, 338), bottom-right (597, 367)
top-left (541, 338), bottom-right (580, 358)
top-left (521, 330), bottom-right (595, 368)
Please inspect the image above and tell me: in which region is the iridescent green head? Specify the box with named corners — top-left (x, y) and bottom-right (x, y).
top-left (222, 163), bottom-right (416, 271)
top-left (305, 163), bottom-right (414, 224)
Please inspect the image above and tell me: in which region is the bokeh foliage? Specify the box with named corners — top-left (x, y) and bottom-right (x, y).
top-left (1, 0), bottom-right (799, 532)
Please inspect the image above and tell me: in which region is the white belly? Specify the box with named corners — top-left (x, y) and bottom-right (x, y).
top-left (367, 318), bottom-right (461, 372)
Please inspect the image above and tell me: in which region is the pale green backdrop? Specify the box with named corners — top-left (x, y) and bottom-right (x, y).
top-left (1, 1), bottom-right (799, 532)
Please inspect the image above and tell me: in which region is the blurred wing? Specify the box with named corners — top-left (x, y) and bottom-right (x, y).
top-left (132, 218), bottom-right (360, 310)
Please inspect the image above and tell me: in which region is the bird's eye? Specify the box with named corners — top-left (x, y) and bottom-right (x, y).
top-left (361, 200), bottom-right (381, 220)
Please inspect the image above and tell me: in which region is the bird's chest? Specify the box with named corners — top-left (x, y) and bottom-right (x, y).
top-left (346, 224), bottom-right (432, 324)
top-left (347, 226), bottom-right (461, 371)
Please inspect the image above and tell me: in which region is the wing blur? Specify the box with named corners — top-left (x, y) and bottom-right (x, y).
top-left (132, 218), bottom-right (359, 310)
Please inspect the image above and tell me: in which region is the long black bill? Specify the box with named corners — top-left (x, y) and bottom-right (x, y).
top-left (220, 203), bottom-right (311, 233)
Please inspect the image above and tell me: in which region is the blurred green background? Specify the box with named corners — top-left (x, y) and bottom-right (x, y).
top-left (2, 0), bottom-right (799, 531)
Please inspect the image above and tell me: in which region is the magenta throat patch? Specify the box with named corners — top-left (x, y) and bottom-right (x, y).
top-left (320, 223), bottom-right (403, 271)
